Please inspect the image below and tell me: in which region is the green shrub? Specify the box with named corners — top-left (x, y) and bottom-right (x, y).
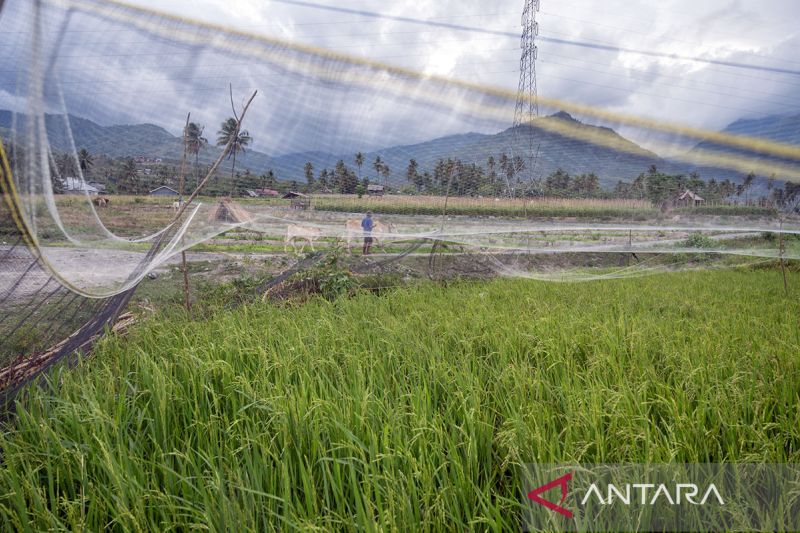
top-left (683, 233), bottom-right (716, 248)
top-left (287, 251), bottom-right (357, 300)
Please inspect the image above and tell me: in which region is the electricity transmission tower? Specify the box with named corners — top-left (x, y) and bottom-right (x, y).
top-left (511, 0), bottom-right (541, 197)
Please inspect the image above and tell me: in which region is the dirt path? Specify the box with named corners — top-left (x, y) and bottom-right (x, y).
top-left (0, 230), bottom-right (766, 301)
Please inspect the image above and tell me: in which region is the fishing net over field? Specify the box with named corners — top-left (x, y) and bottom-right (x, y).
top-left (1, 0), bottom-right (800, 395)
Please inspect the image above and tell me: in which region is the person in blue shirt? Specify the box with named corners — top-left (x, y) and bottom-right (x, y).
top-left (361, 211), bottom-right (374, 255)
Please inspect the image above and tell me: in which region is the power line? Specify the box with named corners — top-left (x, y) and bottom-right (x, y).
top-left (538, 30), bottom-right (800, 90)
top-left (4, 1), bottom-right (798, 73)
top-left (12, 28), bottom-right (800, 99)
top-left (4, 9), bottom-right (798, 78)
top-left (540, 48), bottom-right (800, 93)
top-left (538, 9), bottom-right (800, 68)
top-left (4, 50), bottom-right (799, 114)
top-left (538, 36), bottom-right (800, 77)
top-left (537, 55), bottom-right (800, 110)
top-left (539, 72), bottom-right (783, 116)
top-left (545, 0), bottom-right (799, 43)
top-left (269, 0), bottom-right (800, 77)
top-left (3, 3), bottom-right (798, 128)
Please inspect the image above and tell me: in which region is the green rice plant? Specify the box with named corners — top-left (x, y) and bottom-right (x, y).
top-left (0, 270), bottom-right (797, 531)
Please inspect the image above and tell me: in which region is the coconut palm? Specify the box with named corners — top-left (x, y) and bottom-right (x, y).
top-left (185, 122), bottom-right (208, 188)
top-left (119, 157), bottom-right (139, 194)
top-left (304, 161), bottom-right (315, 189)
top-left (380, 162), bottom-right (391, 187)
top-left (355, 152), bottom-right (364, 181)
top-left (216, 117), bottom-right (252, 183)
top-left (55, 153), bottom-right (77, 178)
top-left (262, 169), bottom-right (277, 189)
top-left (373, 155), bottom-right (383, 183)
top-left (77, 148), bottom-right (93, 176)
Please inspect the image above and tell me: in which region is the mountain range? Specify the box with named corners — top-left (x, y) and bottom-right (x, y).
top-left (712, 113), bottom-right (800, 145)
top-left (688, 113), bottom-right (800, 169)
top-left (2, 109), bottom-right (798, 189)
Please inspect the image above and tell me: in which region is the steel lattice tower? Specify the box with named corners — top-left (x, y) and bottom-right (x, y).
top-left (512, 0), bottom-right (541, 196)
top-left (513, 0), bottom-right (540, 126)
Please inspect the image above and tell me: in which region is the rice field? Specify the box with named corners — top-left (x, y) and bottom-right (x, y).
top-left (27, 195), bottom-right (783, 248)
top-left (310, 194), bottom-right (658, 219)
top-left (0, 269), bottom-right (798, 531)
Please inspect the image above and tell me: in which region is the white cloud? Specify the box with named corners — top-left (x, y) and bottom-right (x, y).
top-left (2, 0), bottom-right (798, 157)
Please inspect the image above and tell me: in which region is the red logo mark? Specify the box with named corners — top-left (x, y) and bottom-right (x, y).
top-left (527, 472), bottom-right (574, 519)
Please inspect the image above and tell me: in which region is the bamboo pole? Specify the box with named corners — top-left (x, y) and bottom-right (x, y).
top-left (178, 113), bottom-right (192, 313)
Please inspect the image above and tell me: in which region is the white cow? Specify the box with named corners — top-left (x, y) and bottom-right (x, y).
top-left (344, 218), bottom-right (396, 253)
top-left (285, 225), bottom-right (323, 253)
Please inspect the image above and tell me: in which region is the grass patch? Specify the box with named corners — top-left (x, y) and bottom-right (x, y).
top-left (673, 205), bottom-right (777, 217)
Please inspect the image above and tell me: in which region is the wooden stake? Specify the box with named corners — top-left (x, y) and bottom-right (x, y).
top-left (182, 251), bottom-right (192, 312)
top-left (628, 229), bottom-right (633, 266)
top-left (779, 220), bottom-right (788, 296)
top-left (178, 113), bottom-right (192, 313)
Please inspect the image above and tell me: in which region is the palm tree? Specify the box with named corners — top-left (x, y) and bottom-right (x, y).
top-left (56, 152), bottom-right (77, 178)
top-left (262, 169), bottom-right (276, 189)
top-left (499, 153), bottom-right (509, 175)
top-left (119, 157), bottom-right (139, 194)
top-left (373, 155), bottom-right (384, 186)
top-left (355, 152), bottom-right (364, 181)
top-left (216, 117), bottom-right (252, 185)
top-left (742, 172), bottom-right (756, 203)
top-left (407, 158), bottom-right (420, 192)
top-left (304, 161), bottom-right (315, 189)
top-left (185, 123), bottom-right (208, 188)
top-left (77, 148), bottom-right (93, 176)
top-left (381, 162), bottom-right (391, 187)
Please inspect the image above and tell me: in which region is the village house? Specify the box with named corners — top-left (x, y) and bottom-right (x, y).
top-left (60, 177), bottom-right (99, 194)
top-left (246, 188), bottom-right (280, 198)
top-left (149, 186), bottom-right (179, 197)
top-left (367, 184), bottom-right (385, 196)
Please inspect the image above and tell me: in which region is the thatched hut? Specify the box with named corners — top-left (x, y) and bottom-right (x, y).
top-left (282, 191), bottom-right (311, 210)
top-left (676, 190), bottom-right (705, 207)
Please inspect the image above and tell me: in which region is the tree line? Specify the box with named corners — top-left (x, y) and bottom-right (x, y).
top-left (609, 165), bottom-right (800, 208)
top-left (22, 136), bottom-right (800, 211)
top-left (23, 117), bottom-right (251, 195)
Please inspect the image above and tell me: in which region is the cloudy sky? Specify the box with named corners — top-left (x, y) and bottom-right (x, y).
top-left (2, 0), bottom-right (799, 156)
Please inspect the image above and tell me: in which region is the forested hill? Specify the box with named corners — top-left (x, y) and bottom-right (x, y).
top-left (5, 108), bottom-right (793, 188)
